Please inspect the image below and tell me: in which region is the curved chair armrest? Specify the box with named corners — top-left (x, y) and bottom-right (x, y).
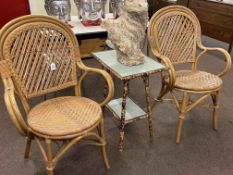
top-left (156, 55), bottom-right (176, 89)
top-left (2, 77), bottom-right (28, 136)
top-left (196, 45), bottom-right (232, 77)
top-left (147, 36), bottom-right (176, 89)
top-left (77, 61), bottom-right (114, 107)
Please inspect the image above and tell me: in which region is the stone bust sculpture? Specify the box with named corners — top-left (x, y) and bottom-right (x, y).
top-left (110, 0), bottom-right (124, 18)
top-left (74, 0), bottom-right (107, 25)
top-left (44, 0), bottom-right (71, 22)
top-left (102, 0), bottom-right (148, 66)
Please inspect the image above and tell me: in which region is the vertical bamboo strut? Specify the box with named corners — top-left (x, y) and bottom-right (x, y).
top-left (148, 5), bottom-right (231, 143)
top-left (119, 80), bottom-right (129, 152)
top-left (143, 75), bottom-right (153, 138)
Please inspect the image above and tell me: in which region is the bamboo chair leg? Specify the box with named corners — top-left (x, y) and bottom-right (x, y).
top-left (157, 81), bottom-right (169, 100)
top-left (211, 91), bottom-right (220, 130)
top-left (24, 134), bottom-right (32, 158)
top-left (176, 92), bottom-right (188, 144)
top-left (97, 125), bottom-right (101, 136)
top-left (46, 139), bottom-right (54, 175)
top-left (176, 116), bottom-right (184, 144)
top-left (152, 81), bottom-right (170, 109)
top-left (99, 118), bottom-right (110, 170)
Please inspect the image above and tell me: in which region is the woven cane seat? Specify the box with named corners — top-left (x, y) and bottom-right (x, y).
top-left (174, 70), bottom-right (222, 91)
top-left (28, 96), bottom-right (102, 136)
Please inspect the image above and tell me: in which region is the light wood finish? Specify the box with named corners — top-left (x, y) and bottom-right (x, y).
top-left (148, 6), bottom-right (231, 143)
top-left (173, 70), bottom-right (223, 91)
top-left (0, 15), bottom-right (114, 174)
top-left (79, 38), bottom-right (106, 59)
top-left (28, 96), bottom-right (102, 136)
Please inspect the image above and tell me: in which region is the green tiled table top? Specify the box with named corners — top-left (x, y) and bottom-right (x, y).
top-left (92, 50), bottom-right (166, 80)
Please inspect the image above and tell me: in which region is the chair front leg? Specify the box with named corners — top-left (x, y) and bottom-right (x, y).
top-left (24, 132), bottom-right (33, 158)
top-left (176, 92), bottom-right (189, 144)
top-left (46, 139), bottom-right (54, 175)
top-left (157, 80), bottom-right (169, 101)
top-left (99, 118), bottom-right (110, 169)
top-left (211, 90), bottom-right (220, 130)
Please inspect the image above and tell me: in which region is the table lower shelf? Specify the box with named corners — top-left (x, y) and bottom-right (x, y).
top-left (107, 97), bottom-right (148, 124)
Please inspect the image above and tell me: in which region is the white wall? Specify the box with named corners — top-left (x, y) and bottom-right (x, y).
top-left (28, 0), bottom-right (110, 16)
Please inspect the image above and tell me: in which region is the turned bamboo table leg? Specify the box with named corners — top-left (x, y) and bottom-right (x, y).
top-left (143, 75), bottom-right (153, 138)
top-left (102, 67), bottom-right (110, 112)
top-left (119, 80), bottom-right (129, 152)
top-left (103, 67), bottom-right (110, 98)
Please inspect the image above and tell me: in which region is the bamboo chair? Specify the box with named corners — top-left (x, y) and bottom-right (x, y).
top-left (148, 6), bottom-right (231, 143)
top-left (0, 15), bottom-right (114, 175)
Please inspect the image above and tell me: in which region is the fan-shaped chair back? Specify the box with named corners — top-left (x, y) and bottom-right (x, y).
top-left (0, 15), bottom-right (80, 98)
top-left (148, 6), bottom-right (201, 65)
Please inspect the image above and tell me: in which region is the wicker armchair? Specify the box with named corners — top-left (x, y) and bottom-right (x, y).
top-left (0, 15), bottom-right (114, 174)
top-left (148, 6), bottom-right (231, 143)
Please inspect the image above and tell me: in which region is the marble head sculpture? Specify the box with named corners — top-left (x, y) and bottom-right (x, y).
top-left (74, 0), bottom-right (107, 25)
top-left (102, 0), bottom-right (148, 66)
top-left (110, 0), bottom-right (124, 18)
top-left (44, 0), bottom-right (71, 22)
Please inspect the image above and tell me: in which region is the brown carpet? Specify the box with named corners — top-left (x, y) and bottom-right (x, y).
top-left (0, 36), bottom-right (233, 175)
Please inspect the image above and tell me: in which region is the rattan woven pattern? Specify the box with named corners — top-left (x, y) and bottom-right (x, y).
top-left (2, 23), bottom-right (77, 99)
top-left (174, 70), bottom-right (222, 91)
top-left (150, 12), bottom-right (196, 64)
top-left (28, 96), bottom-right (102, 136)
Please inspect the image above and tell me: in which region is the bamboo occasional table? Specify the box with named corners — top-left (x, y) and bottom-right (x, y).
top-left (92, 50), bottom-right (166, 151)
